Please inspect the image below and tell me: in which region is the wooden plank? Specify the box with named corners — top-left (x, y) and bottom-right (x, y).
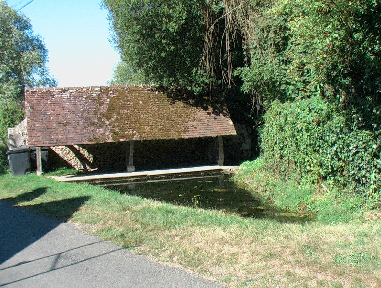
top-left (52, 166), bottom-right (239, 182)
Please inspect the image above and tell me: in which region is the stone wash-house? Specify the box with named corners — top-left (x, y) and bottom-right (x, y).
top-left (24, 86), bottom-right (242, 173)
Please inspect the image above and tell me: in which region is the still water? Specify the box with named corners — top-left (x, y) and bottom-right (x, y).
top-left (92, 171), bottom-right (311, 222)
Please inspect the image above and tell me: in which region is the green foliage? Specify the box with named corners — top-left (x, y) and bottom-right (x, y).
top-left (239, 0), bottom-right (381, 117)
top-left (237, 1), bottom-right (292, 104)
top-left (103, 0), bottom-right (250, 101)
top-left (0, 98), bottom-right (24, 173)
top-left (108, 61), bottom-right (150, 85)
top-left (0, 142), bottom-right (8, 174)
top-left (261, 96), bottom-right (380, 205)
top-left (0, 1), bottom-right (56, 102)
top-left (233, 0), bottom-right (381, 216)
top-left (0, 99), bottom-right (24, 141)
top-left (103, 0), bottom-right (207, 88)
top-left (275, 0), bottom-right (381, 136)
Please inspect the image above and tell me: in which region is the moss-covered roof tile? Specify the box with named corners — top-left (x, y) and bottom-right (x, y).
top-left (25, 86), bottom-right (236, 146)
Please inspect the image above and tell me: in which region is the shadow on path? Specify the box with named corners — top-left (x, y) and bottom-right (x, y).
top-left (0, 240), bottom-right (122, 287)
top-left (0, 189), bottom-right (90, 264)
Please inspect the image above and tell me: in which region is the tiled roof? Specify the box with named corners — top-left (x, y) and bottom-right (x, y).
top-left (25, 86), bottom-right (236, 147)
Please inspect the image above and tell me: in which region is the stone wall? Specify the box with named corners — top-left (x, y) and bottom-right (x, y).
top-left (50, 145), bottom-right (95, 171)
top-left (7, 118), bottom-right (28, 149)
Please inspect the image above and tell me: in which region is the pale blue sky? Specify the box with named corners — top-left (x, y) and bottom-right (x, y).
top-left (6, 0), bottom-right (120, 87)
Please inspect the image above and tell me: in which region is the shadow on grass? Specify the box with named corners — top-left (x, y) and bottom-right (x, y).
top-left (96, 173), bottom-right (312, 223)
top-left (2, 187), bottom-right (91, 222)
top-left (4, 187), bottom-right (47, 204)
top-left (0, 189), bottom-right (90, 264)
top-left (22, 197), bottom-right (91, 222)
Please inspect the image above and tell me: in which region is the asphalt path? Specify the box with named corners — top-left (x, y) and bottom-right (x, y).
top-left (0, 201), bottom-right (224, 288)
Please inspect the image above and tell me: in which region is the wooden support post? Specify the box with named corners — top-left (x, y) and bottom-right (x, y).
top-left (36, 147), bottom-right (43, 176)
top-left (217, 136), bottom-right (224, 166)
top-left (127, 140), bottom-right (135, 172)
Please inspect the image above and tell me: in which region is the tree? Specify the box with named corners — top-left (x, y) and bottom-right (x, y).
top-left (104, 0), bottom-right (254, 125)
top-left (109, 61), bottom-right (150, 85)
top-left (238, 0), bottom-right (381, 116)
top-left (0, 1), bottom-right (56, 142)
top-left (235, 0), bottom-right (381, 200)
top-left (0, 1), bottom-right (56, 101)
top-left (106, 0), bottom-right (250, 89)
top-left (104, 0), bottom-right (206, 88)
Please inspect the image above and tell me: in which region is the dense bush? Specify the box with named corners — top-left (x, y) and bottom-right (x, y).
top-left (261, 96), bottom-right (380, 206)
top-left (0, 100), bottom-right (24, 174)
top-left (0, 144), bottom-right (8, 174)
top-left (0, 100), bottom-right (24, 141)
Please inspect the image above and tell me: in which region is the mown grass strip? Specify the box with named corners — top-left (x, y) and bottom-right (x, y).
top-left (0, 173), bottom-right (380, 287)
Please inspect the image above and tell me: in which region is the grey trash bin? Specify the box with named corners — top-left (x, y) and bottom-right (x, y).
top-left (6, 147), bottom-right (31, 176)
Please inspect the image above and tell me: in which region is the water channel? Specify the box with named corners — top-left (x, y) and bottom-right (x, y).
top-left (89, 170), bottom-right (311, 222)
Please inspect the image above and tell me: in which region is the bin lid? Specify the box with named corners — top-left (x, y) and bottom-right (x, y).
top-left (30, 147), bottom-right (50, 151)
top-left (6, 147), bottom-right (31, 154)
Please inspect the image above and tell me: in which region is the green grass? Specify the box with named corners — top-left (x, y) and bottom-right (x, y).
top-left (45, 167), bottom-right (79, 176)
top-left (0, 172), bottom-right (380, 287)
top-left (234, 158), bottom-right (371, 224)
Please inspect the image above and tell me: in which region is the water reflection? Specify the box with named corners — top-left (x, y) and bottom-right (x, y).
top-left (92, 172), bottom-right (312, 222)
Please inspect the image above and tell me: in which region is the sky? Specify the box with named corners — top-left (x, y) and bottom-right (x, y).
top-left (6, 0), bottom-right (120, 87)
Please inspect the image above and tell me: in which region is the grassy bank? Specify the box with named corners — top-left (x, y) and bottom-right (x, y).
top-left (234, 159), bottom-right (379, 225)
top-left (0, 173), bottom-right (380, 287)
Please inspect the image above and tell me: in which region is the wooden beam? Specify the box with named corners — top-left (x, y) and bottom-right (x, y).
top-left (217, 136), bottom-right (224, 166)
top-left (36, 147), bottom-right (43, 176)
top-left (127, 140), bottom-right (135, 172)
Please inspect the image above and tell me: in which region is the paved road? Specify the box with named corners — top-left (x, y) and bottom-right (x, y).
top-left (0, 201), bottom-right (224, 288)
